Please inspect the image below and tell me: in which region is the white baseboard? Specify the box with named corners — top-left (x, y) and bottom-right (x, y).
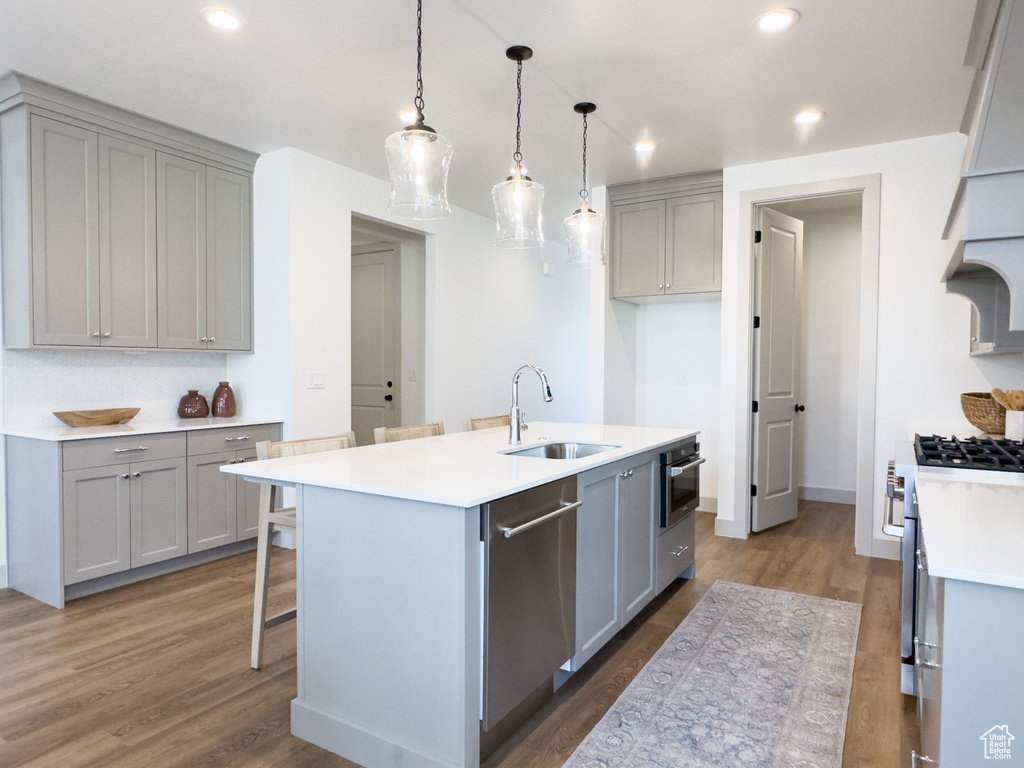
top-left (697, 496), bottom-right (718, 515)
top-left (714, 514), bottom-right (748, 539)
top-left (799, 485), bottom-right (856, 505)
top-left (0, 563), bottom-right (7, 589)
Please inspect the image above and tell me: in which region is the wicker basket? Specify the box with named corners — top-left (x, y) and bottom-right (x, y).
top-left (961, 392), bottom-right (1005, 434)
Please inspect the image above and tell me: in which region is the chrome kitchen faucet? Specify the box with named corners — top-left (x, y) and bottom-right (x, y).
top-left (509, 364), bottom-right (552, 445)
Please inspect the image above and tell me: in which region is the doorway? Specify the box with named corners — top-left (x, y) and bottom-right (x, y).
top-left (350, 216), bottom-right (427, 447)
top-left (751, 196), bottom-right (863, 532)
top-left (721, 174), bottom-right (882, 557)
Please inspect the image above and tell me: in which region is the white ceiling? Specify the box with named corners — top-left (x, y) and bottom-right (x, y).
top-left (0, 1), bottom-right (980, 240)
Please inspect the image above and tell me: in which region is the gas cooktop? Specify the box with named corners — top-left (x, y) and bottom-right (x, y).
top-left (915, 434), bottom-right (1024, 472)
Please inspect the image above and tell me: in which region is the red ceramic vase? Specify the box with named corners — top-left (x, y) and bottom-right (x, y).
top-left (212, 381), bottom-right (236, 418)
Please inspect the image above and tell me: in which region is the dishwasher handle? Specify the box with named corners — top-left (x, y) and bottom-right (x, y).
top-left (501, 501), bottom-right (581, 539)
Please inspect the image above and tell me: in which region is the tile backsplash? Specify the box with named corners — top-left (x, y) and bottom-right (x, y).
top-left (2, 349), bottom-right (228, 430)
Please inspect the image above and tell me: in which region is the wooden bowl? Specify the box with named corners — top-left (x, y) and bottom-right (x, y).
top-left (53, 407), bottom-right (141, 428)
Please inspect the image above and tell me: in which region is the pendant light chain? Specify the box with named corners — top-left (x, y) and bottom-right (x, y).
top-left (580, 110), bottom-right (589, 203)
top-left (513, 56), bottom-right (524, 168)
top-left (414, 0), bottom-right (425, 120)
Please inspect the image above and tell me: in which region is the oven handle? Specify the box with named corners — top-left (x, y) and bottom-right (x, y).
top-left (669, 457), bottom-right (705, 477)
top-left (882, 460), bottom-right (905, 538)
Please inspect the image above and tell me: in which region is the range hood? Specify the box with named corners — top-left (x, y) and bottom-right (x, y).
top-left (944, 0), bottom-right (1024, 354)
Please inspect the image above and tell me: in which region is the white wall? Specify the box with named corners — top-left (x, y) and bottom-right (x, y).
top-left (636, 297), bottom-right (721, 510)
top-left (231, 147), bottom-right (593, 444)
top-left (717, 132), bottom-right (1024, 557)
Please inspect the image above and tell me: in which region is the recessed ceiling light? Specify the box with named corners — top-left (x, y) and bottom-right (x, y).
top-left (755, 9), bottom-right (800, 31)
top-left (634, 141), bottom-right (656, 154)
top-left (794, 109), bottom-right (824, 125)
top-left (201, 7), bottom-right (246, 30)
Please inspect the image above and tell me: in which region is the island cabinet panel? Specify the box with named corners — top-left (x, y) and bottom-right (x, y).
top-left (0, 72), bottom-right (257, 351)
top-left (570, 452), bottom-right (658, 672)
top-left (62, 464), bottom-right (132, 584)
top-left (609, 171), bottom-right (723, 302)
top-left (129, 457), bottom-right (188, 567)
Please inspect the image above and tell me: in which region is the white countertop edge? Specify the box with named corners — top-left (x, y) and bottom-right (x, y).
top-left (222, 423), bottom-right (700, 508)
top-left (3, 416), bottom-right (284, 441)
top-left (927, 563), bottom-right (1024, 591)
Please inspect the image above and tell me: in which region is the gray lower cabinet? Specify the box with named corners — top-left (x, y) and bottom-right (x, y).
top-left (62, 456), bottom-right (187, 585)
top-left (569, 453), bottom-right (657, 671)
top-left (186, 424), bottom-right (279, 552)
top-left (609, 172), bottom-right (723, 301)
top-left (0, 71), bottom-right (255, 351)
top-left (915, 532), bottom-right (1024, 766)
top-left (656, 511), bottom-right (696, 593)
top-left (5, 420), bottom-right (281, 608)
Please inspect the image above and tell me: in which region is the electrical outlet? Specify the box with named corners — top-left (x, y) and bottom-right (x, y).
top-left (407, 369), bottom-right (418, 382)
top-left (306, 371), bottom-right (326, 389)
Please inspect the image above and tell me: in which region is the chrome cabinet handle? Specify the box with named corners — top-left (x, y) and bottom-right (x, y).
top-left (669, 457), bottom-right (706, 477)
top-left (201, 336), bottom-right (208, 342)
top-left (224, 435), bottom-right (252, 442)
top-left (92, 332), bottom-right (101, 338)
top-left (658, 283), bottom-right (664, 290)
top-left (671, 545), bottom-right (689, 557)
top-left (501, 501), bottom-right (582, 539)
top-left (665, 283), bottom-right (671, 289)
top-left (102, 332), bottom-right (111, 338)
top-left (911, 749), bottom-right (937, 766)
top-left (132, 472), bottom-right (141, 478)
top-left (121, 473), bottom-right (129, 479)
top-left (914, 637), bottom-right (941, 669)
top-left (916, 549), bottom-right (926, 572)
top-left (620, 469), bottom-right (634, 478)
top-left (208, 337), bottom-right (216, 342)
top-left (114, 446), bottom-right (149, 453)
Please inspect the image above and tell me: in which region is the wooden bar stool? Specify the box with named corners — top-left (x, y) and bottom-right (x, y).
top-left (372, 421), bottom-right (445, 443)
top-left (470, 414), bottom-right (510, 430)
top-left (251, 432), bottom-right (356, 669)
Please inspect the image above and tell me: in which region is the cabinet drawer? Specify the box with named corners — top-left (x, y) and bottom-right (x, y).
top-left (62, 432), bottom-right (186, 471)
top-left (656, 512), bottom-right (695, 593)
top-left (186, 423), bottom-right (280, 456)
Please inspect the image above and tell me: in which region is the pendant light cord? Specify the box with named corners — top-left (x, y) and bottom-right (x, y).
top-left (513, 57), bottom-right (524, 168)
top-left (580, 111), bottom-right (589, 203)
top-left (414, 0), bottom-right (425, 122)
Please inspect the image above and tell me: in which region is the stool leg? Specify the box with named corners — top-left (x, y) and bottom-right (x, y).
top-left (251, 515), bottom-right (274, 669)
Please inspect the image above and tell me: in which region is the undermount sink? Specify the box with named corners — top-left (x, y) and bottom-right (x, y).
top-left (504, 441), bottom-right (620, 459)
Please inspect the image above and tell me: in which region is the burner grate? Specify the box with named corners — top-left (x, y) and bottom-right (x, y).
top-left (914, 434), bottom-right (1024, 472)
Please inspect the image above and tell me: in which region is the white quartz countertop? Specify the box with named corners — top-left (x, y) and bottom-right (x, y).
top-left (916, 470), bottom-right (1024, 589)
top-left (3, 416), bottom-right (283, 442)
top-left (220, 422), bottom-right (698, 507)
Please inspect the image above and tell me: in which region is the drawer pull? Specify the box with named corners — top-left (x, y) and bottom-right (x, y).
top-left (224, 435), bottom-right (253, 442)
top-left (671, 545), bottom-right (690, 557)
top-left (114, 446), bottom-right (149, 453)
top-left (132, 472), bottom-right (141, 478)
top-left (121, 473), bottom-right (129, 479)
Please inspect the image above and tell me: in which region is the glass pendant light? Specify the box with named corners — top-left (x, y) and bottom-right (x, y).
top-left (385, 0), bottom-right (453, 220)
top-left (563, 102), bottom-right (606, 267)
top-left (493, 46), bottom-right (544, 248)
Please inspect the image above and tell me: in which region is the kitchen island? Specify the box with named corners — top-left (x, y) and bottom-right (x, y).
top-left (221, 422), bottom-right (698, 768)
top-left (913, 472), bottom-right (1024, 767)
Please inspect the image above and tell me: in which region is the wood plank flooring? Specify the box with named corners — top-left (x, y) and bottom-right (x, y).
top-left (0, 501), bottom-right (918, 767)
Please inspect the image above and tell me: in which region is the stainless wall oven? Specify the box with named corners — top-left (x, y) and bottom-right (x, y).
top-left (884, 446), bottom-right (918, 696)
top-left (660, 439), bottom-right (703, 529)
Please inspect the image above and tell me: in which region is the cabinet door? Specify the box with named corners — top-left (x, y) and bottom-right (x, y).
top-left (619, 459), bottom-right (656, 623)
top-left (574, 470), bottom-right (621, 669)
top-left (62, 464), bottom-right (131, 584)
top-left (611, 199), bottom-right (665, 298)
top-left (234, 449), bottom-right (261, 540)
top-left (98, 135), bottom-right (157, 347)
top-left (157, 152), bottom-right (207, 349)
top-left (30, 116), bottom-right (100, 346)
top-left (205, 168), bottom-right (252, 351)
top-left (130, 457), bottom-right (187, 567)
top-left (187, 450), bottom-right (238, 552)
top-left (666, 192), bottom-right (722, 294)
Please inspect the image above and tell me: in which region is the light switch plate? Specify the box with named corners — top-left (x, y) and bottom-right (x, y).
top-left (306, 371), bottom-right (326, 389)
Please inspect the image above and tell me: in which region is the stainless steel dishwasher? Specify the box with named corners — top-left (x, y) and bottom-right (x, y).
top-left (482, 476), bottom-right (577, 731)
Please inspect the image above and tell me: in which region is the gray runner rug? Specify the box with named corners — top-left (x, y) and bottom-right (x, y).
top-left (562, 581), bottom-right (861, 768)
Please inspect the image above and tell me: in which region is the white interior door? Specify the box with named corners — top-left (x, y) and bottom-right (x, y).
top-left (752, 207), bottom-right (804, 532)
top-left (351, 246), bottom-right (400, 447)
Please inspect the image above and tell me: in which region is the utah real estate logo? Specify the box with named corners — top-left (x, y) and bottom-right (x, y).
top-left (980, 725), bottom-right (1015, 760)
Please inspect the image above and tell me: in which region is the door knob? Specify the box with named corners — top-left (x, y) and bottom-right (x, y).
top-left (385, 394), bottom-right (393, 402)
top-left (795, 404), bottom-right (805, 412)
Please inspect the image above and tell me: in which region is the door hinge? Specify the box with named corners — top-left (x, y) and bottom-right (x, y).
top-left (754, 230), bottom-right (762, 244)
top-left (753, 315), bottom-right (760, 329)
top-left (751, 484), bottom-right (757, 497)
top-left (752, 400), bottom-right (759, 413)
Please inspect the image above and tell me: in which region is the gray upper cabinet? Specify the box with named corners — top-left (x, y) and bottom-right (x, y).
top-left (609, 171), bottom-right (723, 302)
top-left (0, 71), bottom-right (257, 351)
